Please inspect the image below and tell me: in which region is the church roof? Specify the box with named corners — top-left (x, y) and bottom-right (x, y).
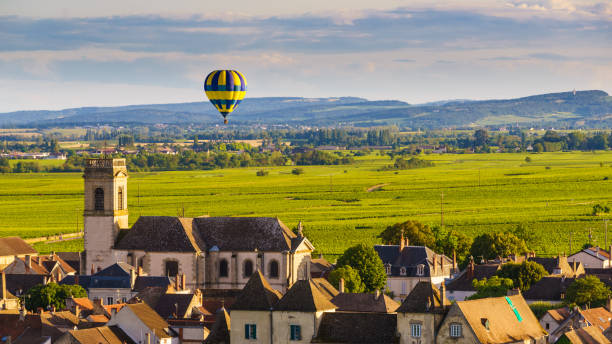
top-left (275, 280), bottom-right (336, 312)
top-left (231, 270), bottom-right (282, 311)
top-left (115, 216), bottom-right (300, 253)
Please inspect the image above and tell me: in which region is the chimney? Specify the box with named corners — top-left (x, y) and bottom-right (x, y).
top-left (130, 268), bottom-right (136, 288)
top-left (467, 257), bottom-right (475, 280)
top-left (606, 298), bottom-right (612, 312)
top-left (405, 238), bottom-right (409, 247)
top-left (440, 255), bottom-right (444, 274)
top-left (375, 289), bottom-right (381, 300)
top-left (339, 278), bottom-right (345, 293)
top-left (75, 305), bottom-right (80, 318)
top-left (399, 231), bottom-right (405, 252)
top-left (433, 254), bottom-right (437, 274)
top-left (146, 332), bottom-right (151, 344)
top-left (441, 282), bottom-right (446, 309)
top-left (507, 288), bottom-right (521, 296)
top-left (94, 298), bottom-right (104, 307)
top-left (181, 273), bottom-right (186, 291)
top-left (175, 275), bottom-right (180, 290)
top-left (452, 250), bottom-right (457, 274)
top-left (1, 271), bottom-right (6, 301)
top-left (74, 274), bottom-right (79, 286)
top-left (91, 264), bottom-right (95, 275)
top-left (596, 246), bottom-right (600, 258)
top-left (25, 255), bottom-right (31, 268)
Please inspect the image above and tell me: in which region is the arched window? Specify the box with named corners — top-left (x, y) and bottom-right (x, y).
top-left (165, 260), bottom-right (179, 277)
top-left (94, 188), bottom-right (104, 211)
top-left (118, 187), bottom-right (124, 210)
top-left (243, 260), bottom-right (254, 278)
top-left (219, 259), bottom-right (229, 278)
top-left (269, 260), bottom-right (279, 279)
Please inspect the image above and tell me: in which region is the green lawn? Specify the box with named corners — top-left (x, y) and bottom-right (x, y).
top-left (2, 151), bottom-right (612, 258)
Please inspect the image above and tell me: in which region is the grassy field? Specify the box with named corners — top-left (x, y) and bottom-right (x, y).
top-left (1, 151), bottom-right (612, 257)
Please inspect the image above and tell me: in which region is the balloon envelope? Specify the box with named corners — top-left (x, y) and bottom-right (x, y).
top-left (204, 70), bottom-right (247, 123)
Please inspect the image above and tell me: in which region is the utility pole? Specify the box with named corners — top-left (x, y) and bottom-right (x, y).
top-left (441, 191), bottom-right (444, 227)
top-left (569, 230), bottom-right (573, 254)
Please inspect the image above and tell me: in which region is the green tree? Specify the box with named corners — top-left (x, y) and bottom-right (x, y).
top-left (432, 226), bottom-right (473, 262)
top-left (336, 244), bottom-right (386, 292)
top-left (0, 157), bottom-right (11, 173)
top-left (565, 276), bottom-right (611, 307)
top-left (468, 276), bottom-right (514, 300)
top-left (24, 283), bottom-right (87, 311)
top-left (510, 223), bottom-right (537, 246)
top-left (378, 220), bottom-right (435, 247)
top-left (496, 261), bottom-right (548, 291)
top-left (474, 129), bottom-right (488, 148)
top-left (328, 266), bottom-right (365, 293)
top-left (470, 232), bottom-right (529, 260)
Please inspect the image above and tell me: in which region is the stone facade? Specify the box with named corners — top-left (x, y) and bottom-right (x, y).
top-left (272, 310), bottom-right (330, 343)
top-left (230, 310), bottom-right (272, 344)
top-left (397, 312), bottom-right (446, 344)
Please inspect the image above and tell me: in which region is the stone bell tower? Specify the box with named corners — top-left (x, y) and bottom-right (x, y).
top-left (82, 158), bottom-right (128, 274)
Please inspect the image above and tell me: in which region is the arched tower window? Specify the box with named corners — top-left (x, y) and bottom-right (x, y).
top-left (269, 260), bottom-right (279, 279)
top-left (118, 187), bottom-right (124, 210)
top-left (94, 188), bottom-right (104, 211)
top-left (165, 260), bottom-right (178, 277)
top-left (243, 260), bottom-right (254, 278)
top-left (219, 259), bottom-right (229, 277)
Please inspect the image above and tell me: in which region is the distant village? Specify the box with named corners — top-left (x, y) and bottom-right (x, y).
top-left (1, 158), bottom-right (612, 343)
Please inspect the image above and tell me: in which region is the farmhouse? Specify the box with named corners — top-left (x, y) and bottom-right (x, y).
top-left (82, 158), bottom-right (314, 293)
top-left (568, 246), bottom-right (612, 269)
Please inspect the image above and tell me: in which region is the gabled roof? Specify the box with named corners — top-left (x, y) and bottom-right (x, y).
top-left (154, 293), bottom-right (197, 319)
top-left (62, 325), bottom-right (135, 344)
top-left (396, 281), bottom-right (450, 313)
top-left (115, 216), bottom-right (204, 252)
top-left (545, 307), bottom-right (571, 323)
top-left (581, 307), bottom-right (612, 333)
top-left (456, 294), bottom-right (547, 343)
top-left (231, 270), bottom-right (282, 311)
top-left (94, 262), bottom-right (134, 277)
top-left (72, 297), bottom-right (94, 311)
top-left (56, 252), bottom-right (81, 272)
top-left (312, 278), bottom-right (339, 299)
top-left (204, 307), bottom-right (231, 344)
top-left (275, 280), bottom-right (336, 312)
top-left (332, 292), bottom-right (399, 313)
top-left (133, 276), bottom-right (171, 292)
top-left (374, 245), bottom-right (452, 277)
top-left (124, 302), bottom-right (171, 339)
top-left (0, 237), bottom-right (37, 257)
top-left (446, 263), bottom-right (501, 291)
top-left (312, 312), bottom-right (398, 343)
top-left (561, 326), bottom-right (611, 344)
top-left (523, 276), bottom-right (574, 301)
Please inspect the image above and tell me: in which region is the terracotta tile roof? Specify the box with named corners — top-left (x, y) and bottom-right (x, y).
top-left (103, 303), bottom-right (126, 315)
top-left (581, 307), bottom-right (612, 333)
top-left (332, 292), bottom-right (400, 313)
top-left (546, 307), bottom-right (572, 323)
top-left (204, 307), bottom-right (230, 344)
top-left (396, 281), bottom-right (450, 313)
top-left (584, 247), bottom-right (612, 260)
top-left (72, 297), bottom-right (94, 311)
top-left (456, 294), bottom-right (547, 343)
top-left (312, 312), bottom-right (398, 343)
top-left (56, 252), bottom-right (81, 272)
top-left (561, 326), bottom-right (611, 344)
top-left (41, 310), bottom-right (80, 329)
top-left (0, 237), bottom-right (37, 257)
top-left (124, 302), bottom-right (172, 339)
top-left (231, 270), bottom-right (282, 311)
top-left (62, 325), bottom-right (136, 344)
top-left (275, 280), bottom-right (336, 312)
top-left (86, 314), bottom-right (109, 323)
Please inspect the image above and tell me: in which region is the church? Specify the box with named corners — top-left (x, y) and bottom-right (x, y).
top-left (81, 158), bottom-right (314, 292)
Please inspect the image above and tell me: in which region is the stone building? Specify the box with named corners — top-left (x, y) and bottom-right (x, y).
top-left (82, 158), bottom-right (314, 292)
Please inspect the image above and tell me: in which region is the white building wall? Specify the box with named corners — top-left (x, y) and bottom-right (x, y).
top-left (107, 306), bottom-right (172, 344)
top-left (567, 252), bottom-right (610, 268)
top-left (88, 288), bottom-right (135, 304)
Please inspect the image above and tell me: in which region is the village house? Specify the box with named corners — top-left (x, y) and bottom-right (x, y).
top-left (374, 236), bottom-right (454, 300)
top-left (540, 306), bottom-right (612, 343)
top-left (522, 276), bottom-right (575, 304)
top-left (82, 158), bottom-right (314, 293)
top-left (445, 259), bottom-right (501, 301)
top-left (569, 246), bottom-right (612, 269)
top-left (0, 236), bottom-right (37, 268)
top-left (106, 302), bottom-right (178, 344)
top-left (2, 252), bottom-right (76, 282)
top-left (557, 326), bottom-right (611, 344)
top-left (55, 326), bottom-right (135, 344)
top-left (529, 254), bottom-right (585, 277)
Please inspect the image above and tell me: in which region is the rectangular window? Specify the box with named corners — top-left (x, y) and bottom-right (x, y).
top-left (245, 324), bottom-right (257, 340)
top-left (450, 324), bottom-right (462, 338)
top-left (411, 323), bottom-right (421, 338)
top-left (290, 325), bottom-right (302, 341)
top-left (107, 297), bottom-right (113, 305)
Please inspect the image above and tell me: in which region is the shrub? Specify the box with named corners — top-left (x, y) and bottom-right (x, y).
top-left (525, 157), bottom-right (532, 163)
top-left (291, 168), bottom-right (304, 175)
top-left (256, 170), bottom-right (269, 176)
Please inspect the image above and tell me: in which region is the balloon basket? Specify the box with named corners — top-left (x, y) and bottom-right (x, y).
top-left (224, 119), bottom-right (228, 124)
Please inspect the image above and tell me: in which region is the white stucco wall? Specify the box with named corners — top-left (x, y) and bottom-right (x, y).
top-left (108, 306), bottom-right (172, 344)
top-left (568, 251), bottom-right (610, 268)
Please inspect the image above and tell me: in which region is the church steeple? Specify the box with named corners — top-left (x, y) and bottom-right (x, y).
top-left (82, 158), bottom-right (129, 274)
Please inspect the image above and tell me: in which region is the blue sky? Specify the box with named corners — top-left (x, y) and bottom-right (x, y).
top-left (0, 0), bottom-right (610, 112)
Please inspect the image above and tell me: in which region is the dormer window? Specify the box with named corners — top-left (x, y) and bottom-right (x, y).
top-left (400, 267), bottom-right (407, 276)
top-left (417, 264), bottom-right (424, 276)
top-left (385, 263), bottom-right (391, 275)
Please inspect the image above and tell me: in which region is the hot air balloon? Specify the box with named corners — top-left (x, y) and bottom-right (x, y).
top-left (204, 70), bottom-right (247, 124)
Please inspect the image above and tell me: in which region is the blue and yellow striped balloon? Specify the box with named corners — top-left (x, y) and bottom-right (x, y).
top-left (204, 70), bottom-right (247, 124)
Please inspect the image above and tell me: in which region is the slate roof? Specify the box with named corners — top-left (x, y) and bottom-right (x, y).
top-left (60, 274), bottom-right (131, 289)
top-left (312, 278), bottom-right (339, 299)
top-left (561, 326), bottom-right (611, 344)
top-left (374, 245), bottom-right (452, 277)
top-left (231, 270), bottom-right (282, 311)
top-left (59, 325), bottom-right (135, 344)
top-left (311, 257), bottom-right (333, 278)
top-left (522, 276), bottom-right (575, 301)
top-left (4, 274), bottom-right (46, 295)
top-left (124, 302), bottom-right (172, 339)
top-left (115, 216), bottom-right (301, 253)
top-left (94, 262), bottom-right (135, 277)
top-left (56, 252), bottom-right (81, 273)
top-left (312, 312), bottom-right (399, 343)
top-left (154, 293), bottom-right (197, 318)
top-left (331, 292), bottom-right (400, 313)
top-left (529, 256), bottom-right (579, 277)
top-left (204, 307), bottom-right (231, 344)
top-left (396, 281), bottom-right (450, 313)
top-left (275, 280), bottom-right (336, 312)
top-left (133, 276), bottom-right (171, 292)
top-left (446, 263), bottom-right (501, 291)
top-left (0, 237), bottom-right (37, 257)
top-left (456, 294), bottom-right (547, 343)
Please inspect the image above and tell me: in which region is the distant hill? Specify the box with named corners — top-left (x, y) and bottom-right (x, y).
top-left (1, 90), bottom-right (610, 128)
